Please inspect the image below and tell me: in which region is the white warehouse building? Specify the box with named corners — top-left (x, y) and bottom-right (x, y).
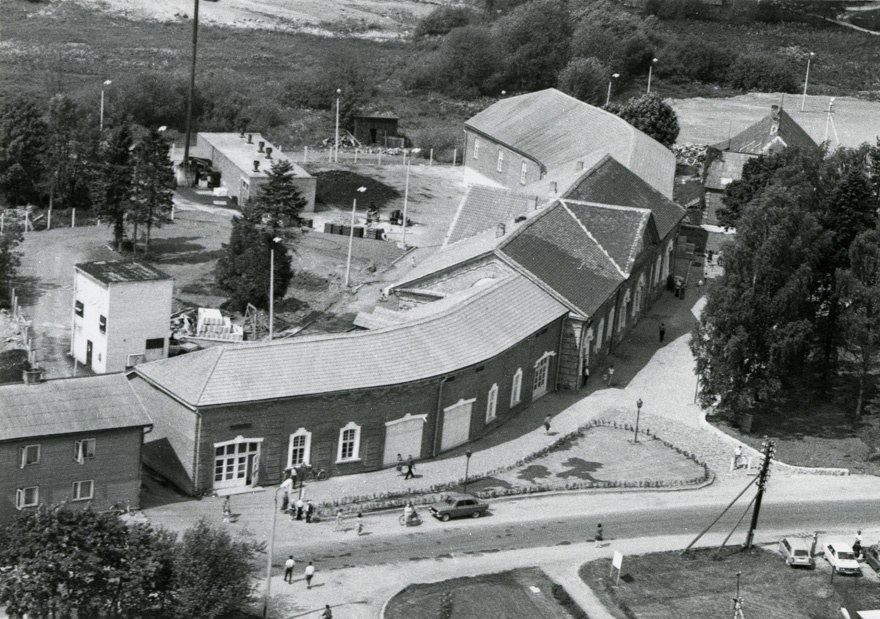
top-left (70, 261), bottom-right (173, 374)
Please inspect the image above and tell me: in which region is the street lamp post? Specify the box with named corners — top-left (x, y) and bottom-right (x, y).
top-left (634, 398), bottom-right (643, 443)
top-left (334, 88), bottom-right (341, 163)
top-left (268, 236), bottom-right (281, 340)
top-left (345, 187), bottom-right (368, 287)
top-left (801, 52), bottom-right (815, 112)
top-left (99, 80), bottom-right (112, 133)
top-left (263, 485), bottom-right (284, 619)
top-left (606, 73), bottom-right (620, 106)
top-left (463, 450), bottom-right (473, 494)
top-left (647, 58), bottom-right (658, 94)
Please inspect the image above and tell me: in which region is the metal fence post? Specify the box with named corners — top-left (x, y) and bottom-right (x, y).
top-left (430, 149), bottom-right (433, 166)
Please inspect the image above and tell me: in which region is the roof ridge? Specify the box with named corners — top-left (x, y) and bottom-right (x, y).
top-left (624, 211), bottom-right (652, 273)
top-left (565, 199), bottom-right (652, 214)
top-left (493, 250), bottom-right (587, 319)
top-left (558, 200), bottom-right (627, 278)
top-left (443, 186), bottom-right (474, 247)
top-left (194, 346), bottom-right (226, 406)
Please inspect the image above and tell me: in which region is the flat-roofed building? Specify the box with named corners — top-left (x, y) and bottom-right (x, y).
top-left (71, 261), bottom-right (173, 374)
top-left (191, 132), bottom-right (317, 211)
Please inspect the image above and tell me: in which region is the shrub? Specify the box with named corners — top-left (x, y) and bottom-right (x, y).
top-left (285, 49), bottom-right (376, 127)
top-left (403, 26), bottom-right (501, 98)
top-left (111, 71), bottom-right (202, 132)
top-left (409, 126), bottom-right (465, 163)
top-left (726, 53), bottom-right (799, 92)
top-left (558, 57), bottom-right (609, 106)
top-left (415, 6), bottom-right (474, 37)
top-left (656, 35), bottom-right (735, 84)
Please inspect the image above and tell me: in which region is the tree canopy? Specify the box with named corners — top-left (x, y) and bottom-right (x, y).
top-left (607, 93), bottom-right (680, 149)
top-left (557, 57), bottom-right (609, 106)
top-left (0, 97), bottom-right (47, 206)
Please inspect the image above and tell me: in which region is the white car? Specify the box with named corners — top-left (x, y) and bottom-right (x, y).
top-left (824, 541), bottom-right (861, 575)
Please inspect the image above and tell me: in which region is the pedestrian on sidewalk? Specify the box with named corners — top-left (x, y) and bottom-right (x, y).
top-left (659, 322), bottom-right (666, 343)
top-left (222, 496), bottom-right (231, 524)
top-left (334, 510), bottom-right (344, 531)
top-left (295, 497), bottom-right (304, 521)
top-left (607, 364), bottom-right (615, 387)
top-left (582, 365), bottom-right (590, 387)
top-left (543, 414), bottom-right (552, 434)
top-left (321, 605), bottom-right (333, 619)
top-left (595, 523), bottom-right (604, 547)
top-left (305, 561), bottom-right (315, 588)
top-left (396, 453), bottom-right (404, 475)
top-left (305, 500), bottom-right (314, 523)
top-left (284, 556), bottom-right (295, 584)
top-left (404, 455), bottom-right (415, 480)
top-left (733, 445), bottom-right (743, 469)
top-left (356, 512), bottom-right (364, 535)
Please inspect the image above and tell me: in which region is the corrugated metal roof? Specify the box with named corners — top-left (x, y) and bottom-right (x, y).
top-left (134, 275), bottom-right (568, 407)
top-left (465, 89), bottom-right (675, 199)
top-left (75, 261), bottom-right (171, 285)
top-left (561, 155), bottom-right (685, 240)
top-left (0, 374), bottom-right (152, 441)
top-left (712, 109), bottom-right (818, 155)
top-left (446, 185), bottom-right (542, 245)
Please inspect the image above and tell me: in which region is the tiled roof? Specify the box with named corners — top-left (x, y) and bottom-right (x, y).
top-left (561, 155), bottom-right (685, 240)
top-left (391, 227), bottom-right (504, 290)
top-left (465, 88), bottom-right (675, 199)
top-left (134, 275), bottom-right (568, 407)
top-left (446, 185), bottom-right (542, 245)
top-left (0, 374), bottom-right (153, 441)
top-left (76, 261), bottom-right (171, 285)
top-left (564, 201), bottom-right (651, 275)
top-left (712, 108), bottom-right (818, 155)
top-left (498, 202), bottom-right (629, 317)
top-left (704, 151), bottom-right (755, 191)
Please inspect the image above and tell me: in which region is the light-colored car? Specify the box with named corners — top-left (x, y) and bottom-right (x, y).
top-left (428, 493), bottom-right (489, 522)
top-left (779, 537), bottom-right (815, 568)
top-left (824, 541), bottom-right (861, 575)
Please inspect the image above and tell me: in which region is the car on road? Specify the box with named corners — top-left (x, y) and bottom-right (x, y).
top-left (428, 493), bottom-right (489, 522)
top-left (824, 541), bottom-right (861, 575)
top-left (864, 545), bottom-right (880, 573)
top-left (779, 537), bottom-right (815, 568)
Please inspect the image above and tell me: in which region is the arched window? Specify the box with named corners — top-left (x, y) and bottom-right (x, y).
top-left (486, 384), bottom-right (498, 422)
top-left (510, 368), bottom-right (523, 407)
top-left (337, 422), bottom-right (361, 463)
top-left (287, 428), bottom-right (312, 468)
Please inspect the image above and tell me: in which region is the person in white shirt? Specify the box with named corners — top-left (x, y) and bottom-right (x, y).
top-left (284, 556), bottom-right (295, 584)
top-left (305, 561), bottom-right (316, 588)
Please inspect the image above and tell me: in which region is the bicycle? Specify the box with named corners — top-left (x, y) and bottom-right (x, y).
top-left (399, 511), bottom-right (423, 527)
top-left (304, 467), bottom-right (329, 482)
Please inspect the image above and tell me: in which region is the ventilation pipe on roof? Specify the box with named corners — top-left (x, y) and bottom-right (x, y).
top-left (265, 147), bottom-right (273, 159)
top-left (496, 223), bottom-right (506, 238)
top-left (576, 160), bottom-right (585, 171)
top-left (253, 160), bottom-right (260, 172)
top-left (247, 134), bottom-right (253, 144)
top-left (550, 181), bottom-right (558, 194)
top-left (258, 141), bottom-right (265, 153)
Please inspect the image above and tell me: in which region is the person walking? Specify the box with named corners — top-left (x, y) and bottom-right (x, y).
top-left (222, 496), bottom-right (231, 524)
top-left (321, 605), bottom-right (333, 619)
top-left (356, 512), bottom-right (364, 535)
top-left (396, 453), bottom-right (404, 475)
top-left (284, 556), bottom-right (295, 584)
top-left (733, 445), bottom-right (743, 469)
top-left (582, 364), bottom-right (590, 387)
top-left (295, 497), bottom-right (304, 521)
top-left (659, 322), bottom-right (666, 343)
top-left (333, 510), bottom-right (344, 532)
top-left (607, 364), bottom-right (615, 387)
top-left (304, 561), bottom-right (315, 589)
top-left (305, 500), bottom-right (315, 523)
top-left (595, 523), bottom-right (604, 548)
top-left (404, 455), bottom-right (415, 480)
top-left (854, 530), bottom-right (863, 558)
top-left (543, 414), bottom-right (552, 434)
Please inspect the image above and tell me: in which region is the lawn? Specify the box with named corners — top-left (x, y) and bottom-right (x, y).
top-left (384, 568), bottom-right (588, 619)
top-left (580, 546), bottom-right (880, 619)
top-left (463, 425), bottom-right (709, 496)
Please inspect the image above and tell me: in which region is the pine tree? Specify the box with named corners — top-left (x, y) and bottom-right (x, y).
top-left (0, 97), bottom-right (47, 206)
top-left (42, 94), bottom-right (95, 212)
top-left (131, 128), bottom-right (175, 254)
top-left (92, 124), bottom-right (135, 252)
top-left (244, 159), bottom-right (306, 238)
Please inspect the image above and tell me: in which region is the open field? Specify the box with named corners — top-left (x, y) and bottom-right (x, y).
top-left (581, 546), bottom-right (880, 619)
top-left (385, 568), bottom-right (585, 619)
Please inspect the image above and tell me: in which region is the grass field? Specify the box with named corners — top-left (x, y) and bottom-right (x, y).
top-left (385, 568), bottom-right (586, 619)
top-left (580, 546), bottom-right (880, 619)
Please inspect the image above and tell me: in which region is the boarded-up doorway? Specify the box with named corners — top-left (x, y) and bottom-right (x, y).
top-left (383, 414), bottom-right (426, 466)
top-left (441, 398), bottom-right (474, 452)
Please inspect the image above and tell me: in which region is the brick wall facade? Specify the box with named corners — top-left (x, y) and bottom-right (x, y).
top-left (463, 130), bottom-right (543, 189)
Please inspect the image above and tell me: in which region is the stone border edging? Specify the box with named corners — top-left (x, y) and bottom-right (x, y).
top-left (698, 410), bottom-right (849, 476)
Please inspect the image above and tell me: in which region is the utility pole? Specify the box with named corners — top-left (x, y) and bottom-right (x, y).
top-left (732, 571), bottom-right (746, 619)
top-left (744, 437), bottom-right (775, 550)
top-left (182, 0), bottom-right (200, 184)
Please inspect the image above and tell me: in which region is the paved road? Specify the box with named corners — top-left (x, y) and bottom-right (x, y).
top-left (273, 496), bottom-right (879, 571)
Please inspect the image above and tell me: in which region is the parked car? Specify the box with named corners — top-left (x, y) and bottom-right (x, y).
top-left (864, 545), bottom-right (880, 573)
top-left (824, 542), bottom-right (861, 575)
top-left (428, 493), bottom-right (489, 522)
top-left (779, 537), bottom-right (815, 568)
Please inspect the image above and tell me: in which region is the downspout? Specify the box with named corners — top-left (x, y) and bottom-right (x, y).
top-left (432, 376), bottom-right (451, 458)
top-left (553, 315), bottom-right (567, 392)
top-left (608, 288), bottom-right (623, 355)
top-left (193, 409), bottom-right (202, 495)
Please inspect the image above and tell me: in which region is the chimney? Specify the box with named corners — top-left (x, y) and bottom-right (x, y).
top-left (247, 134), bottom-right (253, 144)
top-left (265, 146), bottom-right (273, 159)
top-left (550, 181), bottom-right (557, 194)
top-left (258, 141), bottom-right (265, 153)
top-left (253, 160), bottom-right (260, 172)
top-left (22, 367), bottom-right (44, 385)
top-left (495, 223), bottom-right (506, 238)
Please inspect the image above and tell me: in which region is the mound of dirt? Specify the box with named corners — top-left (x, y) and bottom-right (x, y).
top-left (314, 171), bottom-right (401, 209)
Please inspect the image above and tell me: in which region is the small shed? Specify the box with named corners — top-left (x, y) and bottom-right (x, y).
top-left (352, 114), bottom-right (399, 146)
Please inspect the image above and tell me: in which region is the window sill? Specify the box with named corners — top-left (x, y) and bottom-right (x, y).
top-left (335, 458), bottom-right (362, 465)
top-left (71, 498), bottom-right (93, 503)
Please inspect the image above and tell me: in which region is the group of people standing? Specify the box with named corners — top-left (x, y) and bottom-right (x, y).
top-left (280, 470), bottom-right (315, 522)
